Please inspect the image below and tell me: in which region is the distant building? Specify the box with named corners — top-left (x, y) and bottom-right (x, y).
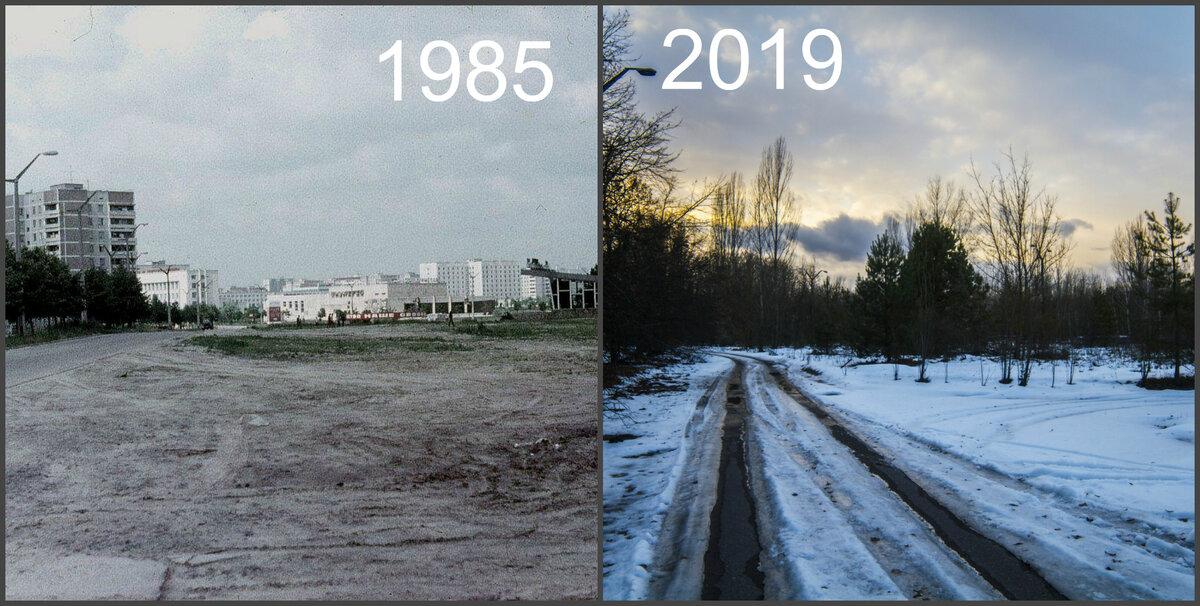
top-left (219, 286), bottom-right (268, 311)
top-left (520, 273), bottom-right (551, 300)
top-left (263, 280), bottom-right (450, 323)
top-left (136, 262), bottom-right (219, 308)
top-left (419, 259), bottom-right (521, 301)
top-left (4, 183), bottom-right (139, 271)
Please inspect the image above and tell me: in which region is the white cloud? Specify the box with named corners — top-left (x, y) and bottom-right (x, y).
top-left (117, 6), bottom-right (216, 57)
top-left (243, 10), bottom-right (290, 41)
top-left (4, 5), bottom-right (94, 58)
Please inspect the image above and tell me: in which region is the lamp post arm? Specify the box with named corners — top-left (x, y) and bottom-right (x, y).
top-left (8, 153), bottom-right (44, 184)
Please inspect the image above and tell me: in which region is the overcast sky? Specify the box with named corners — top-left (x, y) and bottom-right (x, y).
top-left (615, 5), bottom-right (1194, 282)
top-left (6, 6), bottom-right (597, 286)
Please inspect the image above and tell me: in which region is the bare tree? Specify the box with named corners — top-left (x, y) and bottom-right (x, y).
top-left (905, 175), bottom-right (973, 245)
top-left (602, 10), bottom-right (679, 200)
top-left (1112, 215), bottom-right (1153, 379)
top-left (751, 136), bottom-right (800, 346)
top-left (710, 172), bottom-right (747, 267)
top-left (967, 148), bottom-right (1071, 385)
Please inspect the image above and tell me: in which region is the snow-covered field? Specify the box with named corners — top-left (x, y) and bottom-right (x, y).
top-left (603, 348), bottom-right (1194, 600)
top-left (761, 348), bottom-right (1194, 600)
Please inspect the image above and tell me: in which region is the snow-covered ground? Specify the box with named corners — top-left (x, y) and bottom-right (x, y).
top-left (602, 355), bottom-right (732, 600)
top-left (740, 358), bottom-right (1002, 600)
top-left (760, 348), bottom-right (1194, 600)
top-left (603, 348), bottom-right (1194, 600)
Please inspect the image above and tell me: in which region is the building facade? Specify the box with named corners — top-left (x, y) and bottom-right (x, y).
top-left (520, 274), bottom-right (551, 300)
top-left (219, 286), bottom-right (268, 311)
top-left (419, 259), bottom-right (522, 301)
top-left (4, 183), bottom-right (139, 271)
top-left (263, 280), bottom-right (450, 323)
top-left (136, 263), bottom-right (220, 308)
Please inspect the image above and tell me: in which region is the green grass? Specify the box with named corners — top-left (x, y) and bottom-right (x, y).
top-left (441, 317), bottom-right (597, 342)
top-left (185, 334), bottom-right (471, 359)
top-left (5, 323), bottom-right (161, 350)
top-left (247, 321), bottom-right (340, 331)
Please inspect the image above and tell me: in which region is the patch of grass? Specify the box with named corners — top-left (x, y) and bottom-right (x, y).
top-left (5, 323), bottom-right (161, 349)
top-left (439, 317), bottom-right (597, 342)
top-left (248, 321), bottom-right (340, 331)
top-left (185, 334), bottom-right (470, 359)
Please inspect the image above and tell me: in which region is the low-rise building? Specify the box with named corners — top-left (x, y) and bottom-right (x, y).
top-left (136, 262), bottom-right (219, 308)
top-left (263, 280), bottom-right (450, 323)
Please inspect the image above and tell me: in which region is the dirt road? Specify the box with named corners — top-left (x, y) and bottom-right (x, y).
top-left (640, 352), bottom-right (1062, 600)
top-left (6, 321), bottom-right (597, 599)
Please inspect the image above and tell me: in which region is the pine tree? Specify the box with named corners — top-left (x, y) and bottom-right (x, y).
top-left (856, 224), bottom-right (906, 360)
top-left (1142, 192), bottom-right (1195, 379)
top-left (901, 221), bottom-right (987, 381)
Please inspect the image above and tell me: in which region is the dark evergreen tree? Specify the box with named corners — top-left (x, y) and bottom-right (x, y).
top-left (900, 221), bottom-right (987, 381)
top-left (855, 225), bottom-right (906, 360)
top-left (1142, 192), bottom-right (1195, 379)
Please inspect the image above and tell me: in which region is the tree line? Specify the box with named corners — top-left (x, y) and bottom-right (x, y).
top-left (601, 10), bottom-right (1194, 386)
top-left (4, 241), bottom-right (230, 334)
top-left (6, 241), bottom-right (149, 334)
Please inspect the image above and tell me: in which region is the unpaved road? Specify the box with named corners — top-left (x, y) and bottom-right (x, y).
top-left (6, 322), bottom-right (597, 599)
top-left (645, 352), bottom-right (1060, 600)
top-left (5, 329), bottom-right (185, 388)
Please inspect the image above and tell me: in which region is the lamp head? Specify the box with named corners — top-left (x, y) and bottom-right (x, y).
top-left (41, 151), bottom-right (58, 156)
top-left (636, 68), bottom-right (657, 76)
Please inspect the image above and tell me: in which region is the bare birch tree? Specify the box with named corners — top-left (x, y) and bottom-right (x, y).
top-left (753, 136), bottom-right (800, 346)
top-left (967, 148), bottom-right (1071, 385)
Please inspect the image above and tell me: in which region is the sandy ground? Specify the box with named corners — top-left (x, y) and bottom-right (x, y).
top-left (6, 322), bottom-right (597, 599)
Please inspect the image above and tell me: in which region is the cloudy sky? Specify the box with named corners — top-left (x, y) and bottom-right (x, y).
top-left (6, 6), bottom-right (597, 286)
top-left (614, 5), bottom-right (1194, 282)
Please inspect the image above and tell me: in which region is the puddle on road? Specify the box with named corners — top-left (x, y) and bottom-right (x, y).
top-left (702, 363), bottom-right (765, 600)
top-left (603, 433), bottom-right (640, 444)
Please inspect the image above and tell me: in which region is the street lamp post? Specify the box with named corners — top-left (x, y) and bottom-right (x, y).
top-left (72, 190), bottom-right (101, 323)
top-left (197, 273), bottom-right (216, 328)
top-left (603, 66), bottom-right (657, 92)
top-left (5, 150), bottom-right (58, 262)
top-left (74, 190), bottom-right (100, 270)
top-left (126, 222), bottom-right (148, 267)
top-left (6, 150), bottom-right (58, 335)
top-left (157, 264), bottom-right (176, 328)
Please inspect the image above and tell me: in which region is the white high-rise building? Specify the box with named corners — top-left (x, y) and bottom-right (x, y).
top-left (4, 183), bottom-right (140, 271)
top-left (520, 274), bottom-right (551, 300)
top-left (136, 262), bottom-right (220, 308)
top-left (419, 259), bottom-right (521, 300)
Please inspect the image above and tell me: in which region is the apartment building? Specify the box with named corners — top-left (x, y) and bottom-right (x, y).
top-left (4, 183), bottom-right (140, 271)
top-left (418, 259), bottom-right (522, 301)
